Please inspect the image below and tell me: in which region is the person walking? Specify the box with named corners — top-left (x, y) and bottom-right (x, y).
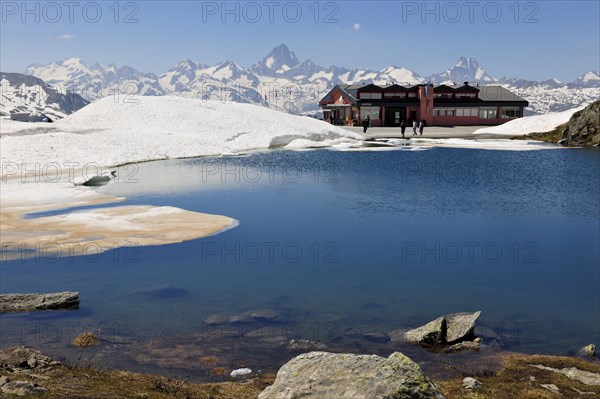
top-left (400, 120), bottom-right (406, 138)
top-left (412, 120), bottom-right (417, 136)
top-left (419, 120), bottom-right (424, 136)
top-left (363, 115), bottom-right (371, 134)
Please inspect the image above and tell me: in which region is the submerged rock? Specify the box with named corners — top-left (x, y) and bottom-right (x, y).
top-left (229, 309), bottom-right (281, 324)
top-left (443, 341), bottom-right (481, 353)
top-left (230, 368), bottom-right (252, 378)
top-left (362, 332), bottom-right (391, 343)
top-left (258, 351), bottom-right (446, 399)
top-left (0, 292), bottom-right (79, 313)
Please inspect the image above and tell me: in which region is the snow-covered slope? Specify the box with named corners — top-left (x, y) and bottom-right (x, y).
top-left (0, 96), bottom-right (361, 170)
top-left (473, 106), bottom-right (585, 135)
top-left (0, 72), bottom-right (88, 120)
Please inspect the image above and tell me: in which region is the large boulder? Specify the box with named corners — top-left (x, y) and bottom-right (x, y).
top-left (445, 311), bottom-right (481, 343)
top-left (404, 316), bottom-right (446, 345)
top-left (398, 311), bottom-right (481, 347)
top-left (258, 351), bottom-right (446, 399)
top-left (0, 292), bottom-right (79, 313)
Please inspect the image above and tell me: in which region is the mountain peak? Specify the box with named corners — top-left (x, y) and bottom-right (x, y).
top-left (252, 44), bottom-right (300, 76)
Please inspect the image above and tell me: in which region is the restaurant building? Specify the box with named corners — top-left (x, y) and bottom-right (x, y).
top-left (319, 82), bottom-right (528, 127)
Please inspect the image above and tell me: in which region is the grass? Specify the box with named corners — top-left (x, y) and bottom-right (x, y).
top-left (436, 354), bottom-right (600, 399)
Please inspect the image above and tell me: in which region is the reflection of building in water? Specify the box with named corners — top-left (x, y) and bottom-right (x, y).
top-left (320, 82), bottom-right (528, 127)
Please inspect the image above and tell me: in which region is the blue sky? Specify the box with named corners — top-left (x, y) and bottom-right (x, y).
top-left (1, 0), bottom-right (599, 81)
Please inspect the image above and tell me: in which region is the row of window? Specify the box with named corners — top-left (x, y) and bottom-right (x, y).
top-left (434, 92), bottom-right (478, 99)
top-left (360, 92), bottom-right (418, 99)
top-left (433, 107), bottom-right (521, 118)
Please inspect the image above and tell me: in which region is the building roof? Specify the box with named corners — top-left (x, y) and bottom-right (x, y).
top-left (477, 86), bottom-right (527, 102)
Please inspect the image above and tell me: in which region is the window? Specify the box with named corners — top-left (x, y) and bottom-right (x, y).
top-left (480, 108), bottom-right (498, 119)
top-left (361, 107), bottom-right (380, 119)
top-left (502, 107), bottom-right (520, 118)
top-left (433, 108), bottom-right (456, 116)
top-left (360, 92), bottom-right (382, 100)
top-left (434, 93), bottom-right (453, 99)
top-left (456, 108), bottom-right (478, 116)
top-left (384, 92), bottom-right (405, 98)
top-left (407, 92), bottom-right (417, 98)
top-left (457, 92), bottom-right (477, 98)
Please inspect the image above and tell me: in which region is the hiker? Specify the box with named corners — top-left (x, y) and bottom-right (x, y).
top-left (412, 120), bottom-right (417, 136)
top-left (419, 120), bottom-right (424, 136)
top-left (400, 120), bottom-right (406, 138)
top-left (363, 115), bottom-right (370, 134)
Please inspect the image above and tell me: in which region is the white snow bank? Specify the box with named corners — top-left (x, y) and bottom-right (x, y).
top-left (1, 96), bottom-right (361, 175)
top-left (473, 106), bottom-right (585, 136)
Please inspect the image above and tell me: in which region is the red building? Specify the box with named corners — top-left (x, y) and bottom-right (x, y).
top-left (319, 82), bottom-right (528, 127)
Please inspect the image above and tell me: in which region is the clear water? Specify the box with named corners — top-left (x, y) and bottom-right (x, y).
top-left (1, 147), bottom-right (599, 377)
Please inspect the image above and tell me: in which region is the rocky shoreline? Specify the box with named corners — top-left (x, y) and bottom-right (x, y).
top-left (1, 310), bottom-right (598, 398)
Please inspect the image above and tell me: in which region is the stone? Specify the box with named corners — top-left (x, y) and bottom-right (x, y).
top-left (258, 351), bottom-right (446, 399)
top-left (581, 344), bottom-right (596, 358)
top-left (560, 100), bottom-right (600, 147)
top-left (0, 292), bottom-right (79, 313)
top-left (203, 313), bottom-right (230, 326)
top-left (0, 347), bottom-right (58, 371)
top-left (462, 377), bottom-right (482, 390)
top-left (362, 332), bottom-right (391, 343)
top-left (445, 311), bottom-right (481, 343)
top-left (230, 368), bottom-right (252, 377)
top-left (443, 341), bottom-right (481, 353)
top-left (229, 309), bottom-right (281, 324)
top-left (404, 316), bottom-right (445, 345)
top-left (0, 379), bottom-right (49, 396)
top-left (531, 364), bottom-right (600, 386)
top-left (541, 383), bottom-right (560, 393)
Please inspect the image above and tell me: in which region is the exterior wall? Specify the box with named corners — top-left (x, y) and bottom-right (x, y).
top-left (417, 85), bottom-right (434, 126)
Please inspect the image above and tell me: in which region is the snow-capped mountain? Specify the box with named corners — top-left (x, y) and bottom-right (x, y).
top-left (0, 72), bottom-right (88, 120)
top-left (25, 57), bottom-right (164, 101)
top-left (570, 71), bottom-right (600, 88)
top-left (22, 45), bottom-right (599, 117)
top-left (429, 56), bottom-right (494, 84)
top-left (251, 44), bottom-right (300, 76)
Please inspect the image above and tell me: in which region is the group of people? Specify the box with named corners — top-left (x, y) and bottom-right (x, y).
top-left (401, 120), bottom-right (425, 137)
top-left (362, 116), bottom-right (425, 138)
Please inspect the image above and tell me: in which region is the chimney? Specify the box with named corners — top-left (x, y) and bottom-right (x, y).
top-left (464, 81), bottom-right (469, 86)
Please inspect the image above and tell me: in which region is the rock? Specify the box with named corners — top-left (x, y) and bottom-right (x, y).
top-left (230, 368), bottom-right (252, 377)
top-left (0, 378), bottom-right (49, 396)
top-left (204, 313), bottom-right (230, 326)
top-left (561, 100), bottom-right (600, 146)
top-left (362, 332), bottom-right (391, 343)
top-left (288, 339), bottom-right (328, 351)
top-left (26, 357), bottom-right (37, 369)
top-left (404, 316), bottom-right (445, 345)
top-left (462, 377), bottom-right (482, 390)
top-left (0, 292), bottom-right (79, 313)
top-left (402, 311), bottom-right (482, 346)
top-left (581, 344), bottom-right (596, 358)
top-left (445, 311), bottom-right (481, 343)
top-left (558, 138), bottom-right (568, 145)
top-left (541, 383), bottom-right (560, 393)
top-left (258, 351), bottom-right (446, 399)
top-left (0, 347), bottom-right (59, 372)
top-left (229, 309), bottom-right (281, 324)
top-left (531, 364), bottom-right (600, 386)
top-left (443, 341), bottom-right (481, 353)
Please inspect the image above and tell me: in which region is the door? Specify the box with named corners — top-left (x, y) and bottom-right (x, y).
top-left (385, 108), bottom-right (405, 127)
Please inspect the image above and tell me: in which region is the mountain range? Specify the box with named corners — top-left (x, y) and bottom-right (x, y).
top-left (3, 44), bottom-right (599, 119)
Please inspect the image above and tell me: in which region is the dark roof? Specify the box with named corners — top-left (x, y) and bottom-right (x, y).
top-left (478, 86), bottom-right (527, 102)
